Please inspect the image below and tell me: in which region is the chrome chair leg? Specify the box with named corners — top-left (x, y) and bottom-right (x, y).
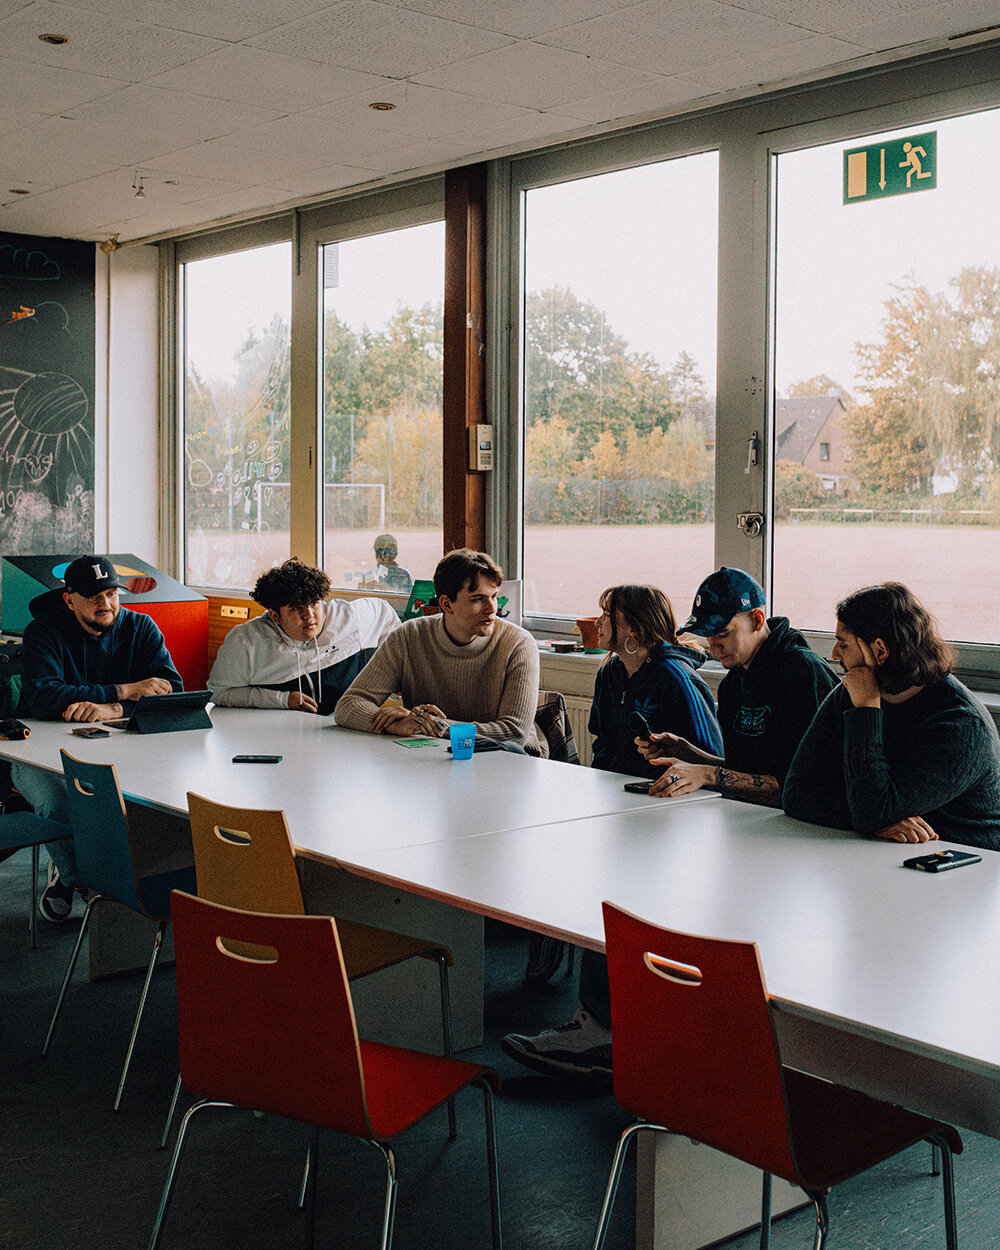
top-left (114, 920), bottom-right (166, 1110)
top-left (931, 1140), bottom-right (942, 1175)
top-left (148, 1099), bottom-right (232, 1250)
top-left (42, 892), bottom-right (100, 1056)
top-left (370, 1141), bottom-right (398, 1250)
top-left (30, 844), bottom-right (39, 949)
top-left (431, 952), bottom-right (456, 1137)
top-left (478, 1078), bottom-right (503, 1250)
top-left (931, 1133), bottom-right (959, 1250)
top-left (811, 1192), bottom-right (829, 1250)
top-left (590, 1120), bottom-right (653, 1250)
top-left (305, 1129), bottom-right (320, 1250)
top-left (298, 1139), bottom-right (313, 1210)
top-left (160, 1074), bottom-right (183, 1149)
top-left (759, 1172), bottom-right (772, 1250)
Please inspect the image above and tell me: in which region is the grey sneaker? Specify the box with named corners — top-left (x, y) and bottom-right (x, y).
top-left (502, 1005), bottom-right (612, 1080)
top-left (39, 861), bottom-right (74, 923)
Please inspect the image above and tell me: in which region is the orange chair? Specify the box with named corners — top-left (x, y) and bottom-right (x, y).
top-left (160, 794), bottom-right (456, 1145)
top-left (149, 892), bottom-right (501, 1250)
top-left (592, 902), bottom-right (961, 1250)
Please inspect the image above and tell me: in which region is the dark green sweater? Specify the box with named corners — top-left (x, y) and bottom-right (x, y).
top-left (783, 675), bottom-right (1000, 851)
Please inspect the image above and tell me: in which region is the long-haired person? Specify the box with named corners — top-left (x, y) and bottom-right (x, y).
top-left (590, 584), bottom-right (722, 779)
top-left (783, 582), bottom-right (1000, 849)
top-left (503, 583), bottom-right (722, 1082)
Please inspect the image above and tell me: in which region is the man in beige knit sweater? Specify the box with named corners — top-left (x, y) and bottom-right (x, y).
top-left (334, 548), bottom-right (545, 756)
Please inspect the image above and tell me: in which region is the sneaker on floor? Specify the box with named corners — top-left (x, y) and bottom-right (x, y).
top-left (501, 1005), bottom-right (612, 1080)
top-left (39, 861), bottom-right (75, 924)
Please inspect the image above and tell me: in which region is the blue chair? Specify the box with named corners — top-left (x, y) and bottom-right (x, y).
top-left (0, 809), bottom-right (73, 949)
top-left (42, 750), bottom-right (196, 1110)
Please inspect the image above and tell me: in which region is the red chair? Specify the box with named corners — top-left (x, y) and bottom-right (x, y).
top-left (149, 892), bottom-right (502, 1250)
top-left (592, 902), bottom-right (961, 1250)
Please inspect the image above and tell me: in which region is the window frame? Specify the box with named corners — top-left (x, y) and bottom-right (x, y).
top-left (493, 44), bottom-right (1000, 686)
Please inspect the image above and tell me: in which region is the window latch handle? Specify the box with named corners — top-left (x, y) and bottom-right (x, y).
top-left (745, 429), bottom-right (759, 474)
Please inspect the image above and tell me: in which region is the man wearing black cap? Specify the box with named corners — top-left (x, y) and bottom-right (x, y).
top-left (645, 566), bottom-right (837, 803)
top-left (14, 555), bottom-right (182, 921)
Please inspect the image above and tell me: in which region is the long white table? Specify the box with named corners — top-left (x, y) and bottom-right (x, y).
top-left (2, 710), bottom-right (714, 860)
top-left (8, 710), bottom-right (996, 1247)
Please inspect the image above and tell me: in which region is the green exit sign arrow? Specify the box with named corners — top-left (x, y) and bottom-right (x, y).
top-left (843, 131), bottom-right (937, 203)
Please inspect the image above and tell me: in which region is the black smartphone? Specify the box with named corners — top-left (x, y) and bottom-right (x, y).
top-left (627, 711), bottom-right (653, 740)
top-left (623, 779), bottom-right (653, 793)
top-left (232, 754), bottom-right (283, 764)
top-left (72, 725), bottom-right (110, 738)
top-left (903, 849), bottom-right (982, 873)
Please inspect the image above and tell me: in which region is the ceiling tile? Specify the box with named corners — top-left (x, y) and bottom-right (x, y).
top-left (548, 74), bottom-right (712, 123)
top-left (143, 140), bottom-right (330, 184)
top-left (246, 0), bottom-right (514, 78)
top-left (837, 0), bottom-right (1000, 52)
top-left (718, 0), bottom-right (948, 36)
top-left (228, 113), bottom-right (419, 163)
top-left (447, 109), bottom-right (586, 152)
top-left (0, 107), bottom-right (48, 134)
top-left (55, 0), bottom-right (335, 41)
top-left (412, 40), bottom-right (656, 110)
top-left (267, 162), bottom-right (379, 195)
top-left (543, 0), bottom-right (811, 75)
top-left (679, 34), bottom-right (871, 91)
top-left (64, 85), bottom-right (281, 145)
top-left (348, 135), bottom-right (474, 172)
top-left (379, 0), bottom-right (639, 40)
top-left (0, 1), bottom-right (225, 80)
top-left (0, 53), bottom-right (128, 112)
top-left (147, 45), bottom-right (392, 110)
top-left (305, 81), bottom-right (537, 139)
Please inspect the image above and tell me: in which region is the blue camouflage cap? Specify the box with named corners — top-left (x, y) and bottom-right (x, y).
top-left (681, 567), bottom-right (766, 636)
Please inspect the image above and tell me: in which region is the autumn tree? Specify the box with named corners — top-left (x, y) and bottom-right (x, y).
top-left (849, 268), bottom-right (1000, 494)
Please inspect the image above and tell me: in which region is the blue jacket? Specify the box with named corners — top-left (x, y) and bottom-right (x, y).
top-left (589, 642), bottom-right (723, 780)
top-left (22, 589), bottom-right (183, 720)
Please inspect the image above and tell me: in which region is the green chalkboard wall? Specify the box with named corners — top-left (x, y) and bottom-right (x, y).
top-left (0, 232), bottom-right (95, 555)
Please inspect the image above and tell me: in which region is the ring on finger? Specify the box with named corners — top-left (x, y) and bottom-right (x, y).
top-left (670, 773), bottom-right (679, 784)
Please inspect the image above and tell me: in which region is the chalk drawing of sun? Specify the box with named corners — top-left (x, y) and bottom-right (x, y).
top-left (0, 367), bottom-right (93, 495)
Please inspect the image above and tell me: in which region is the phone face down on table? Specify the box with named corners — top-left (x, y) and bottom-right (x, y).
top-left (623, 779), bottom-right (653, 793)
top-left (903, 849), bottom-right (982, 872)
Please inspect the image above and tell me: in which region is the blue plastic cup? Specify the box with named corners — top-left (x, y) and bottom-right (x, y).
top-left (449, 723), bottom-right (476, 760)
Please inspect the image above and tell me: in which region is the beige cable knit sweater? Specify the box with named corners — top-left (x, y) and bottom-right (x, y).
top-left (334, 614), bottom-right (545, 755)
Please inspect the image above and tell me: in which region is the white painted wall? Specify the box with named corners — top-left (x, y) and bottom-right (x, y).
top-left (97, 244), bottom-right (161, 564)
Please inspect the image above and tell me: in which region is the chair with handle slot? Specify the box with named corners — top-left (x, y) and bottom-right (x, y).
top-left (42, 750), bottom-right (197, 1110)
top-left (591, 901), bottom-right (962, 1250)
top-left (159, 792), bottom-right (455, 1148)
top-left (149, 891), bottom-right (501, 1250)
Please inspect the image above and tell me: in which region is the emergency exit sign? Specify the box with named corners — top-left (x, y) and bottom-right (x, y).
top-left (843, 131), bottom-right (937, 203)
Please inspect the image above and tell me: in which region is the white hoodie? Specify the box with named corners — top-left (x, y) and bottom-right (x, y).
top-left (208, 596), bottom-right (399, 713)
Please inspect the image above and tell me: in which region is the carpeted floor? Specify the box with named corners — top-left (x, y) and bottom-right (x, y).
top-left (3, 846), bottom-right (999, 1249)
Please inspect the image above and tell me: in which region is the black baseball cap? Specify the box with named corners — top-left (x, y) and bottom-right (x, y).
top-left (681, 567), bottom-right (766, 636)
top-left (63, 556), bottom-right (123, 597)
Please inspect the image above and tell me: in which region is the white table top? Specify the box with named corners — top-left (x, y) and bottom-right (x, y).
top-left (347, 800), bottom-right (1000, 1085)
top-left (10, 709), bottom-right (1000, 1119)
top-left (1, 710), bottom-right (714, 860)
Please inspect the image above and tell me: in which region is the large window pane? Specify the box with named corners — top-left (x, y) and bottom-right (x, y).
top-left (183, 243), bottom-right (291, 589)
top-left (521, 154), bottom-right (718, 620)
top-left (773, 108), bottom-right (1000, 643)
top-left (321, 222), bottom-right (444, 596)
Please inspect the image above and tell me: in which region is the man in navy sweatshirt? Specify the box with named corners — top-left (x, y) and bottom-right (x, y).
top-left (16, 555), bottom-right (182, 921)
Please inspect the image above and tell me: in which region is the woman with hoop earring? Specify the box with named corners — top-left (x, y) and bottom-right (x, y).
top-left (590, 584), bottom-right (722, 780)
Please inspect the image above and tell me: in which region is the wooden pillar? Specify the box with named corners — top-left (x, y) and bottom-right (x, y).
top-left (443, 164), bottom-right (488, 554)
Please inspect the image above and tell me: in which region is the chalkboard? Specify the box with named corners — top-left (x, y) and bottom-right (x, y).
top-left (0, 232), bottom-right (95, 555)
